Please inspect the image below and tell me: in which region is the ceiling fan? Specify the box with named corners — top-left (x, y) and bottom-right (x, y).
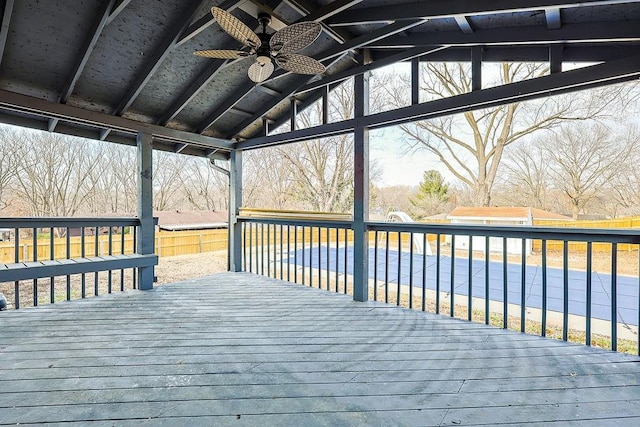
top-left (194, 7), bottom-right (326, 83)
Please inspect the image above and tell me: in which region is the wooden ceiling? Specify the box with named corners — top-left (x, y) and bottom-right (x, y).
top-left (0, 0), bottom-right (639, 158)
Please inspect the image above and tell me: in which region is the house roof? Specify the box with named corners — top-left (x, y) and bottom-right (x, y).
top-left (155, 210), bottom-right (228, 231)
top-left (1, 1), bottom-right (639, 155)
top-left (447, 207), bottom-right (571, 221)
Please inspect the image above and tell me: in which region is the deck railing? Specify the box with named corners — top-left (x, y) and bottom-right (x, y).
top-left (0, 217), bottom-right (157, 310)
top-left (239, 216), bottom-right (640, 355)
top-left (240, 218), bottom-right (353, 293)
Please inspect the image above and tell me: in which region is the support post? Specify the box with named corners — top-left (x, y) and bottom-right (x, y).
top-left (411, 57), bottom-right (420, 105)
top-left (472, 47), bottom-right (482, 91)
top-left (550, 45), bottom-right (563, 74)
top-left (136, 131), bottom-right (154, 290)
top-left (322, 85), bottom-right (330, 124)
top-left (229, 150), bottom-right (243, 272)
top-left (290, 97), bottom-right (298, 131)
top-left (353, 73), bottom-right (370, 302)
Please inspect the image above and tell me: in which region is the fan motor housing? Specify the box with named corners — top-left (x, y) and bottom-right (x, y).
top-left (257, 32), bottom-right (272, 60)
top-left (257, 12), bottom-right (271, 27)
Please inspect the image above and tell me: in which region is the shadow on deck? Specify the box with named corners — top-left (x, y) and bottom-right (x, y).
top-left (1, 272), bottom-right (640, 426)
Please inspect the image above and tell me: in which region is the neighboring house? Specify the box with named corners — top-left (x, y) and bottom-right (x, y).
top-left (155, 210), bottom-right (228, 231)
top-left (446, 207), bottom-right (571, 255)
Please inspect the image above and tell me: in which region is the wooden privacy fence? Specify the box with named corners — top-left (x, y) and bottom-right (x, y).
top-left (533, 216), bottom-right (640, 252)
top-left (0, 229), bottom-right (229, 263)
top-left (153, 229), bottom-right (228, 256)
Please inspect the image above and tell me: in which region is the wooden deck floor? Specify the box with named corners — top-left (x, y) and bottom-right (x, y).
top-left (1, 272), bottom-right (640, 426)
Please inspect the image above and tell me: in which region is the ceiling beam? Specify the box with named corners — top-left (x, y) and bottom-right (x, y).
top-left (283, 0), bottom-right (361, 44)
top-left (195, 80), bottom-right (255, 134)
top-left (229, 107), bottom-right (254, 118)
top-left (254, 84), bottom-right (281, 97)
top-left (328, 0), bottom-right (637, 26)
top-left (157, 61), bottom-right (226, 125)
top-left (156, 60), bottom-right (226, 126)
top-left (294, 46), bottom-right (448, 97)
top-left (59, 0), bottom-right (116, 104)
top-left (156, 44), bottom-right (239, 126)
top-left (195, 16), bottom-right (425, 135)
top-left (307, 19), bottom-right (425, 65)
top-left (112, 0), bottom-right (207, 116)
top-left (263, 84), bottom-right (342, 136)
top-left (454, 16), bottom-right (474, 34)
top-left (292, 0), bottom-right (362, 20)
top-left (0, 0), bottom-right (14, 67)
top-left (238, 53), bottom-right (640, 149)
top-left (367, 20), bottom-right (640, 48)
top-left (176, 13), bottom-right (216, 46)
top-left (105, 0), bottom-right (132, 25)
top-left (0, 89), bottom-right (233, 151)
top-left (545, 8), bottom-right (562, 29)
top-left (238, 0), bottom-right (287, 31)
top-left (372, 44), bottom-right (639, 63)
top-left (176, 0), bottom-right (240, 46)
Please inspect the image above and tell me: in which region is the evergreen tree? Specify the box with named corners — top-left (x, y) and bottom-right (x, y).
top-left (409, 170), bottom-right (449, 219)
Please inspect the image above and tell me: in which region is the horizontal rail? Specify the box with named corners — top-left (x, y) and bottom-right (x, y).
top-left (240, 217), bottom-right (640, 245)
top-left (0, 217), bottom-right (142, 228)
top-left (367, 221), bottom-right (640, 244)
top-left (238, 216), bottom-right (353, 229)
top-left (3, 254), bottom-right (158, 282)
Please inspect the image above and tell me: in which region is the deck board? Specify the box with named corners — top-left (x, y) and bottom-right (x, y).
top-left (1, 272), bottom-right (640, 426)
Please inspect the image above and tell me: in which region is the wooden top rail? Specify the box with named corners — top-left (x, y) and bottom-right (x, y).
top-left (1, 254), bottom-right (158, 283)
top-left (239, 208), bottom-right (352, 221)
top-left (366, 221), bottom-right (640, 244)
top-left (0, 217), bottom-right (141, 228)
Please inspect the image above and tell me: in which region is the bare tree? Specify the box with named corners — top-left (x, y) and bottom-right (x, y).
top-left (591, 126), bottom-right (640, 217)
top-left (382, 62), bottom-right (631, 206)
top-left (181, 158), bottom-right (229, 211)
top-left (275, 80), bottom-right (382, 212)
top-left (89, 144), bottom-right (137, 214)
top-left (371, 185), bottom-right (417, 218)
top-left (277, 135), bottom-right (355, 212)
top-left (243, 148), bottom-right (297, 209)
top-left (152, 151), bottom-right (189, 211)
top-left (0, 127), bottom-right (19, 210)
top-left (498, 141), bottom-right (551, 209)
top-left (542, 124), bottom-right (633, 219)
top-left (13, 132), bottom-right (104, 217)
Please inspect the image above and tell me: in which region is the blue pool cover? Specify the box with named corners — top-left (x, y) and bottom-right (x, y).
top-left (284, 246), bottom-right (639, 326)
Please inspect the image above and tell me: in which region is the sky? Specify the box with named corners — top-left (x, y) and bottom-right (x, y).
top-left (370, 127), bottom-right (444, 188)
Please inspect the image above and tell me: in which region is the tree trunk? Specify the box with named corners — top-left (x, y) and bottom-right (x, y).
top-left (572, 202), bottom-right (580, 220)
top-left (474, 182), bottom-right (491, 206)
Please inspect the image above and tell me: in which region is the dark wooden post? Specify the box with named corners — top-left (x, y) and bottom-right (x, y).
top-left (229, 150), bottom-right (243, 272)
top-left (353, 72), bottom-right (370, 302)
top-left (136, 131), bottom-right (155, 290)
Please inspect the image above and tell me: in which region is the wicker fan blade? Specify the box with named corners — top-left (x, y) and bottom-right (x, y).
top-left (211, 7), bottom-right (261, 49)
top-left (193, 49), bottom-right (247, 59)
top-left (270, 22), bottom-right (322, 54)
top-left (276, 54), bottom-right (325, 75)
top-left (248, 60), bottom-right (275, 83)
